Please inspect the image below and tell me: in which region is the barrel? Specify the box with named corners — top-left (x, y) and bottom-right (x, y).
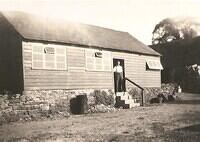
top-left (70, 95), bottom-right (88, 114)
top-left (76, 94), bottom-right (88, 114)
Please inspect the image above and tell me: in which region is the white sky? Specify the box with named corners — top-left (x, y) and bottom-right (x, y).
top-left (0, 0), bottom-right (200, 45)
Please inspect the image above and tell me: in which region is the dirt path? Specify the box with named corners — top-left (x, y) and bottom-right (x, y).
top-left (0, 94), bottom-right (200, 142)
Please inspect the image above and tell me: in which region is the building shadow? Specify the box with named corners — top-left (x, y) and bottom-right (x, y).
top-left (174, 124), bottom-right (200, 132)
top-left (165, 124), bottom-right (200, 142)
top-left (168, 100), bottom-right (200, 104)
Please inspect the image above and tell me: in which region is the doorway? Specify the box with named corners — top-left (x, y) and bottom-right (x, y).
top-left (113, 58), bottom-right (126, 93)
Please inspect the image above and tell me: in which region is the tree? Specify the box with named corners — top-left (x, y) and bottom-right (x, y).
top-left (152, 18), bottom-right (198, 45)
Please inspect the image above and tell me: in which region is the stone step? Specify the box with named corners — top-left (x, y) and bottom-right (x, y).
top-left (124, 99), bottom-right (140, 108)
top-left (124, 99), bottom-right (134, 104)
top-left (115, 97), bottom-right (125, 108)
top-left (115, 92), bottom-right (140, 109)
top-left (121, 95), bottom-right (130, 101)
top-left (130, 103), bottom-right (140, 108)
top-left (122, 102), bottom-right (140, 109)
top-left (116, 92), bottom-right (132, 100)
top-left (115, 100), bottom-right (140, 109)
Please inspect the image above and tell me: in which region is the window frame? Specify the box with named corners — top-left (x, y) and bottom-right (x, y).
top-left (31, 43), bottom-right (67, 71)
top-left (85, 49), bottom-right (112, 72)
top-left (146, 59), bottom-right (163, 71)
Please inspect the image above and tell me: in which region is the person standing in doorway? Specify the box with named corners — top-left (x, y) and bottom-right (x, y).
top-left (113, 61), bottom-right (123, 92)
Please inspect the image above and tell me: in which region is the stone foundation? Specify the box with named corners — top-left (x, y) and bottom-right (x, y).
top-left (0, 89), bottom-right (115, 124)
top-left (127, 83), bottom-right (177, 104)
top-left (0, 84), bottom-right (177, 124)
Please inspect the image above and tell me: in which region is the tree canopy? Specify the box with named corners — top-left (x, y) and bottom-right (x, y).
top-left (152, 18), bottom-right (199, 45)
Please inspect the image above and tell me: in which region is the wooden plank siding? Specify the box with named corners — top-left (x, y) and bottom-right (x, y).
top-left (22, 41), bottom-right (161, 91)
top-left (22, 42), bottom-right (113, 90)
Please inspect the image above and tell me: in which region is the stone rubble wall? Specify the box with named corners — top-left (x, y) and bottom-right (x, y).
top-left (0, 84), bottom-right (176, 124)
top-left (128, 83), bottom-right (178, 104)
top-left (0, 89), bottom-right (115, 124)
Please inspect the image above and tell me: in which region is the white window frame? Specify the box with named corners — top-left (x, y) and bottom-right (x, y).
top-left (85, 49), bottom-right (112, 72)
top-left (32, 43), bottom-right (67, 70)
top-left (146, 59), bottom-right (163, 70)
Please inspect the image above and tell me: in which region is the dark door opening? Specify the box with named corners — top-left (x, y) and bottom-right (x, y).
top-left (113, 58), bottom-right (126, 93)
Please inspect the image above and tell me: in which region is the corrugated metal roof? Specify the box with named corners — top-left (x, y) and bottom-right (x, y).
top-left (1, 11), bottom-right (160, 56)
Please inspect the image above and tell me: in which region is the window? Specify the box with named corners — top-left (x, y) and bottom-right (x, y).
top-left (146, 59), bottom-right (163, 70)
top-left (32, 43), bottom-right (67, 70)
top-left (85, 49), bottom-right (112, 71)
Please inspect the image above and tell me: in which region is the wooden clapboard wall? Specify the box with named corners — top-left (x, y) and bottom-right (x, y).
top-left (23, 41), bottom-right (161, 91)
top-left (22, 41), bottom-right (113, 90)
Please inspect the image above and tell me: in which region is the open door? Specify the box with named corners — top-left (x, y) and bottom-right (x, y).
top-left (113, 58), bottom-right (126, 93)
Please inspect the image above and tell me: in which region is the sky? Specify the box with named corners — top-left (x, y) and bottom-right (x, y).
top-left (0, 0), bottom-right (200, 45)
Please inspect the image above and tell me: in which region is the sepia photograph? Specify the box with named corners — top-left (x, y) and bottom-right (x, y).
top-left (0, 0), bottom-right (199, 141)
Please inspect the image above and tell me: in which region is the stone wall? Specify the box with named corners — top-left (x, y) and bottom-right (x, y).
top-left (0, 89), bottom-right (115, 125)
top-left (127, 83), bottom-right (178, 104)
top-left (0, 84), bottom-right (177, 124)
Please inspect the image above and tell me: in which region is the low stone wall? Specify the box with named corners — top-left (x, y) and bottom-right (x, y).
top-left (0, 84), bottom-right (177, 124)
top-left (0, 89), bottom-right (115, 124)
top-left (127, 83), bottom-right (178, 104)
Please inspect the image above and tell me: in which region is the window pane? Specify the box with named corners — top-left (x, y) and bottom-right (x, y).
top-left (102, 51), bottom-right (111, 71)
top-left (33, 53), bottom-right (43, 61)
top-left (45, 62), bottom-right (55, 69)
top-left (56, 47), bottom-right (66, 55)
top-left (86, 57), bottom-right (95, 70)
top-left (95, 58), bottom-right (103, 70)
top-left (45, 54), bottom-right (54, 61)
top-left (32, 46), bottom-right (43, 53)
top-left (57, 62), bottom-right (66, 70)
top-left (32, 46), bottom-right (44, 69)
top-left (55, 47), bottom-right (66, 70)
top-left (104, 65), bottom-right (111, 71)
top-left (32, 61), bottom-right (43, 69)
top-left (56, 56), bottom-right (65, 62)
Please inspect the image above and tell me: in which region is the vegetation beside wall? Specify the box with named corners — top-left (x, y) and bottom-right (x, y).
top-left (88, 90), bottom-right (115, 113)
top-left (128, 83), bottom-right (178, 104)
top-left (92, 90), bottom-right (115, 106)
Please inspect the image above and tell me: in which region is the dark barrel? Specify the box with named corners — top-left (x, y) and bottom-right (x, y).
top-left (70, 94), bottom-right (88, 114)
top-left (77, 94), bottom-right (88, 114)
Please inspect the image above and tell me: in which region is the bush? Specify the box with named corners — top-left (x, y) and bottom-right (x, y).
top-left (92, 90), bottom-right (114, 106)
top-left (128, 88), bottom-right (141, 99)
top-left (128, 83), bottom-right (178, 104)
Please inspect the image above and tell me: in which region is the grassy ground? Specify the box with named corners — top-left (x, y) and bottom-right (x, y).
top-left (0, 93), bottom-right (200, 142)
